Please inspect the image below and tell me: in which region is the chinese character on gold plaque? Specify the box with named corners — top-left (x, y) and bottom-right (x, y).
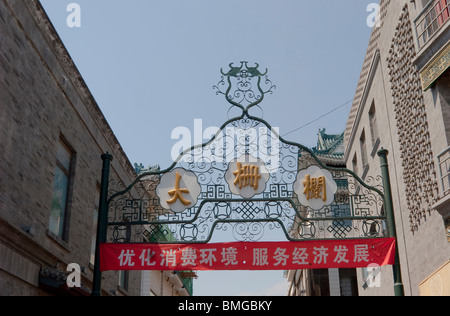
top-left (294, 165), bottom-right (337, 210)
top-left (303, 174), bottom-right (327, 202)
top-left (157, 168), bottom-right (201, 213)
top-left (233, 162), bottom-right (262, 190)
top-left (225, 155), bottom-right (270, 199)
top-left (167, 172), bottom-right (191, 206)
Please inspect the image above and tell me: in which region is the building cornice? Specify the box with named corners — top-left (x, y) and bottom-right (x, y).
top-left (22, 0), bottom-right (135, 178)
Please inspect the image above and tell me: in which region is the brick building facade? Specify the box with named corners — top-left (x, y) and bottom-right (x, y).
top-left (0, 0), bottom-right (139, 295)
top-left (0, 0), bottom-right (190, 296)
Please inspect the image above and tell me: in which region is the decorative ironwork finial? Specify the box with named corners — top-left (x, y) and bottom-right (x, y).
top-left (213, 61), bottom-right (276, 114)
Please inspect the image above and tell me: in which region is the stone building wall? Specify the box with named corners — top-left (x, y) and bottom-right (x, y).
top-left (344, 0), bottom-right (450, 296)
top-left (0, 0), bottom-right (140, 296)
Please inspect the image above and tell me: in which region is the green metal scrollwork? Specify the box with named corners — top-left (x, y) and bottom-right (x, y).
top-left (105, 63), bottom-right (386, 245)
top-left (214, 61), bottom-right (275, 113)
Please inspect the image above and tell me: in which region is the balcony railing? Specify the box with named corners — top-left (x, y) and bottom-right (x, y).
top-left (414, 0), bottom-right (450, 49)
top-left (438, 147), bottom-right (450, 197)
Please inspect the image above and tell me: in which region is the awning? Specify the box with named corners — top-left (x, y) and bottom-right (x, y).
top-left (420, 41), bottom-right (450, 91)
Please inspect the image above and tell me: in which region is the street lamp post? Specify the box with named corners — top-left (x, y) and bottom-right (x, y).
top-left (92, 153), bottom-right (113, 296)
top-left (377, 148), bottom-right (405, 296)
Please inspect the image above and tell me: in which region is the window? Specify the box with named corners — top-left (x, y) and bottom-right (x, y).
top-left (49, 138), bottom-right (74, 240)
top-left (339, 269), bottom-right (358, 296)
top-left (368, 102), bottom-right (378, 146)
top-left (360, 130), bottom-right (369, 179)
top-left (119, 270), bottom-right (129, 292)
top-left (118, 223), bottom-right (131, 291)
top-left (445, 218), bottom-right (450, 242)
top-left (352, 153), bottom-right (361, 194)
top-left (416, 0), bottom-right (450, 47)
top-left (360, 130), bottom-right (368, 172)
top-left (352, 153), bottom-right (358, 176)
top-left (309, 269), bottom-right (330, 296)
top-left (436, 0), bottom-right (449, 27)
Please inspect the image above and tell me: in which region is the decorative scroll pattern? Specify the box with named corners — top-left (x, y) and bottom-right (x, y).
top-left (213, 62), bottom-right (276, 111)
top-left (105, 63), bottom-right (387, 244)
top-left (106, 115), bottom-right (386, 244)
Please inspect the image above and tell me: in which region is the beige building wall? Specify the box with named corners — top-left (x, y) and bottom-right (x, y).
top-left (344, 0), bottom-right (450, 296)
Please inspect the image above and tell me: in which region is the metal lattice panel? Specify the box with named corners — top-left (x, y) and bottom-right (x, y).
top-left (105, 63), bottom-right (387, 244)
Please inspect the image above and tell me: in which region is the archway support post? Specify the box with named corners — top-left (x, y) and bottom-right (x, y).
top-left (378, 148), bottom-right (405, 296)
top-left (92, 152), bottom-right (113, 296)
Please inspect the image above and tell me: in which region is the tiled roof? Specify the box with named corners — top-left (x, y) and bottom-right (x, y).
top-left (312, 129), bottom-right (344, 160)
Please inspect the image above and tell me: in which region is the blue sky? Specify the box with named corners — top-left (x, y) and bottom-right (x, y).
top-left (41, 0), bottom-right (377, 296)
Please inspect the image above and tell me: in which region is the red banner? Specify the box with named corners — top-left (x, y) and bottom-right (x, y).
top-left (99, 238), bottom-right (395, 272)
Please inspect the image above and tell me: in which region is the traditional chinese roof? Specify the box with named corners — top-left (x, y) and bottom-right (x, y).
top-left (134, 163), bottom-right (161, 175)
top-left (311, 129), bottom-right (345, 164)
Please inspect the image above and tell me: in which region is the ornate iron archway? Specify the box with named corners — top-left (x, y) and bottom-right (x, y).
top-left (92, 63), bottom-right (404, 296)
